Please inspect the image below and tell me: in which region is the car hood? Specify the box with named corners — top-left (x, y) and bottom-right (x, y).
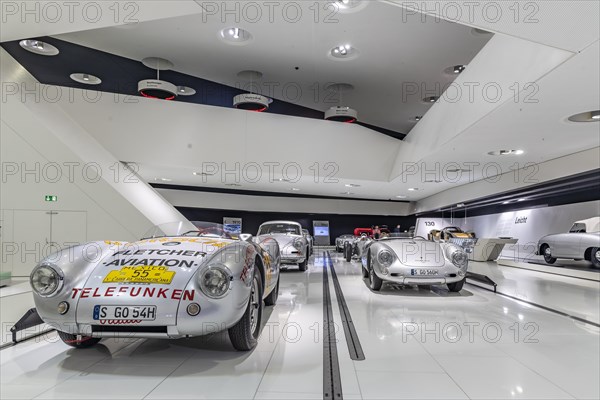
top-left (257, 233), bottom-right (300, 247)
top-left (381, 240), bottom-right (446, 267)
top-left (73, 237), bottom-right (235, 324)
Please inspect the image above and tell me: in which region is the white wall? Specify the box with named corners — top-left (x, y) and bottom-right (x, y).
top-left (415, 200), bottom-right (600, 260)
top-left (1, 49), bottom-right (188, 276)
top-left (157, 188), bottom-right (414, 216)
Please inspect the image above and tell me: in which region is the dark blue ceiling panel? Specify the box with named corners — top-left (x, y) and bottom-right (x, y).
top-left (1, 36), bottom-right (406, 140)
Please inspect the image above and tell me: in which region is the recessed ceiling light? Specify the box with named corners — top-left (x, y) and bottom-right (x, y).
top-left (487, 150), bottom-right (525, 156)
top-left (291, 188), bottom-right (300, 191)
top-left (340, 192), bottom-right (354, 195)
top-left (408, 188), bottom-right (419, 191)
top-left (502, 201), bottom-right (511, 205)
top-left (345, 184), bottom-right (360, 188)
top-left (413, 116), bottom-right (422, 122)
top-left (456, 203), bottom-right (465, 208)
top-left (332, 0), bottom-right (367, 12)
top-left (444, 65), bottom-right (466, 75)
top-left (422, 96), bottom-right (439, 104)
top-left (518, 198), bottom-right (526, 202)
top-left (176, 86), bottom-right (196, 96)
top-left (19, 39), bottom-right (59, 56)
top-left (568, 110), bottom-right (600, 122)
top-left (396, 195), bottom-right (407, 199)
top-left (277, 178), bottom-right (290, 182)
top-left (69, 73), bottom-right (102, 85)
top-left (220, 27), bottom-right (252, 44)
top-left (156, 178), bottom-right (172, 182)
top-left (330, 44), bottom-right (358, 60)
top-left (193, 171), bottom-right (214, 176)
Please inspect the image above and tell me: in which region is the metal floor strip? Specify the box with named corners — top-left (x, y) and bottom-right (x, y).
top-left (322, 252), bottom-right (344, 400)
top-left (326, 251), bottom-right (365, 361)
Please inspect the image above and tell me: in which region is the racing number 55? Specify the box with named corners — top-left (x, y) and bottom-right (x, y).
top-left (131, 270), bottom-right (150, 278)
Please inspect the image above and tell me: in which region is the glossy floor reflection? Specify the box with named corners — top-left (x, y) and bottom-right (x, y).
top-left (1, 252), bottom-right (598, 399)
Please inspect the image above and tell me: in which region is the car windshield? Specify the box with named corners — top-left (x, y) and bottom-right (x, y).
top-left (143, 221), bottom-right (236, 239)
top-left (259, 223), bottom-right (300, 235)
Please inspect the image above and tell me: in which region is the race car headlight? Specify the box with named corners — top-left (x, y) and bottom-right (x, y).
top-left (293, 239), bottom-right (303, 250)
top-left (377, 249), bottom-right (395, 268)
top-left (198, 264), bottom-right (233, 299)
top-left (451, 251), bottom-right (469, 269)
top-left (30, 264), bottom-right (64, 297)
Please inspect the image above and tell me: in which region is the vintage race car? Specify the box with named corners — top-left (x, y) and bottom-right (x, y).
top-left (359, 236), bottom-right (469, 292)
top-left (536, 217), bottom-right (600, 267)
top-left (429, 226), bottom-right (476, 241)
top-left (257, 221), bottom-right (309, 271)
top-left (344, 234), bottom-right (371, 262)
top-left (30, 221), bottom-right (280, 351)
top-left (335, 234), bottom-right (355, 252)
top-left (302, 229), bottom-right (314, 256)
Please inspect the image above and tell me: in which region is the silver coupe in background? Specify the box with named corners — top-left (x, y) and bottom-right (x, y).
top-left (536, 217), bottom-right (600, 267)
top-left (30, 221), bottom-right (280, 351)
top-left (359, 236), bottom-right (469, 292)
top-left (257, 221), bottom-right (310, 271)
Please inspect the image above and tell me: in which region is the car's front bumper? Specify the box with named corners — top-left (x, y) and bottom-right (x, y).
top-left (372, 262), bottom-right (466, 285)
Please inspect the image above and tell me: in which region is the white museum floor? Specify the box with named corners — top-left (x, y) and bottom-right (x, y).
top-left (1, 252), bottom-right (598, 400)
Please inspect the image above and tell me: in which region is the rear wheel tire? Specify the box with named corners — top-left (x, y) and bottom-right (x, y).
top-left (57, 331), bottom-right (101, 348)
top-left (591, 248), bottom-right (600, 268)
top-left (229, 272), bottom-right (263, 351)
top-left (447, 278), bottom-right (465, 292)
top-left (541, 245), bottom-right (557, 264)
top-left (264, 275), bottom-right (279, 306)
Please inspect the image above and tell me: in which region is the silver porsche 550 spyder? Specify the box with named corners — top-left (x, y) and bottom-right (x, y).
top-left (256, 221), bottom-right (309, 271)
top-left (358, 236), bottom-right (469, 292)
top-left (30, 221), bottom-right (281, 351)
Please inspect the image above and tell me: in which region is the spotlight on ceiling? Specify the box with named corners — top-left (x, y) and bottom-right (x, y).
top-left (422, 96), bottom-right (439, 104)
top-left (176, 86), bottom-right (196, 96)
top-left (330, 44), bottom-right (358, 59)
top-left (568, 110), bottom-right (600, 122)
top-left (220, 27), bottom-right (252, 44)
top-left (325, 106), bottom-right (358, 123)
top-left (138, 57), bottom-right (178, 100)
top-left (233, 93), bottom-right (270, 112)
top-left (19, 39), bottom-right (59, 56)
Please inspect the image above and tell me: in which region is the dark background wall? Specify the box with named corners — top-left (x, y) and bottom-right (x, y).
top-left (176, 207), bottom-right (416, 244)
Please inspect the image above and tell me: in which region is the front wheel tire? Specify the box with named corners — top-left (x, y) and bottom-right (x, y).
top-left (298, 257), bottom-right (308, 271)
top-left (369, 266), bottom-right (383, 291)
top-left (447, 278), bottom-right (465, 292)
top-left (542, 245), bottom-right (557, 264)
top-left (229, 273), bottom-right (263, 351)
top-left (264, 275), bottom-right (279, 306)
top-left (57, 331), bottom-right (101, 348)
top-left (591, 247), bottom-right (600, 268)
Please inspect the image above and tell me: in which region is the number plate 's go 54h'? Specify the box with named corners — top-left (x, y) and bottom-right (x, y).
top-left (103, 266), bottom-right (175, 284)
top-left (93, 305), bottom-right (157, 321)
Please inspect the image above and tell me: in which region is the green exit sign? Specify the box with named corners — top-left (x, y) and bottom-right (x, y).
top-left (45, 195), bottom-right (57, 202)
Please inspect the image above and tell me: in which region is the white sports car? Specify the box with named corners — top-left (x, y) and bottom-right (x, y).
top-left (30, 221), bottom-right (280, 351)
top-left (359, 236), bottom-right (469, 292)
top-left (256, 221), bottom-right (309, 271)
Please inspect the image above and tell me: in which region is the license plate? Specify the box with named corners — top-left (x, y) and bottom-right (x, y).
top-left (93, 305), bottom-right (157, 321)
top-left (410, 269), bottom-right (439, 276)
top-left (103, 266), bottom-right (175, 284)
